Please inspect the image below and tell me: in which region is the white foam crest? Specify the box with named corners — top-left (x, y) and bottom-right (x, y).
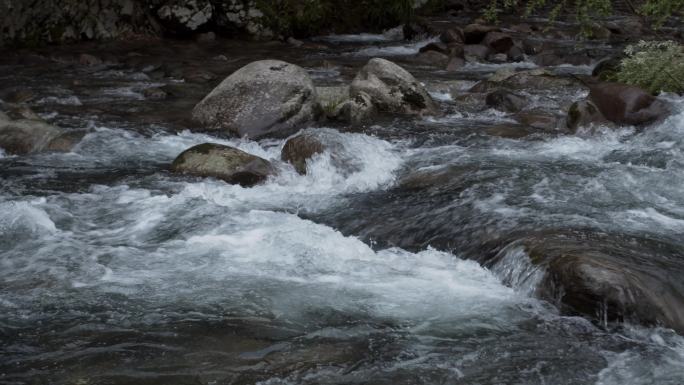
top-left (348, 37), bottom-right (438, 57)
top-left (101, 87), bottom-right (144, 100)
top-left (461, 61), bottom-right (538, 72)
top-left (174, 129), bottom-right (402, 210)
top-left (597, 327), bottom-right (684, 385)
top-left (489, 245), bottom-right (545, 297)
top-left (96, 210), bottom-right (521, 321)
top-left (0, 200), bottom-right (57, 234)
top-left (315, 33), bottom-right (395, 43)
top-left (35, 95), bottom-right (83, 106)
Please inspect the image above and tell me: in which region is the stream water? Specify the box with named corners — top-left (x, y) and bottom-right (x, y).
top-left (1, 31), bottom-right (684, 385)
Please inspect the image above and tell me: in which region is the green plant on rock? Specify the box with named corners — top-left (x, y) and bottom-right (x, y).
top-left (615, 40), bottom-right (684, 94)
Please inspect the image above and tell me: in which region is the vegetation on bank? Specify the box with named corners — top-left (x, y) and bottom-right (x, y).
top-left (615, 40), bottom-right (684, 94)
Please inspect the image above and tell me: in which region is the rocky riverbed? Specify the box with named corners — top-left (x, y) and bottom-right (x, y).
top-left (1, 12), bottom-right (684, 385)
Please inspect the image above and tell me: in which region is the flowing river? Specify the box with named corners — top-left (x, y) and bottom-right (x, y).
top-left (1, 31), bottom-right (684, 385)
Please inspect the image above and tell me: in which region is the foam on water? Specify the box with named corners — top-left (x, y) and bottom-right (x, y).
top-left (597, 328), bottom-right (684, 385)
top-left (348, 37), bottom-right (438, 57)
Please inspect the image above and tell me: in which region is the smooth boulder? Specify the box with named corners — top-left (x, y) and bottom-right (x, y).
top-left (192, 60), bottom-right (317, 139)
top-left (350, 58), bottom-right (438, 116)
top-left (588, 82), bottom-right (669, 126)
top-left (171, 143), bottom-right (274, 186)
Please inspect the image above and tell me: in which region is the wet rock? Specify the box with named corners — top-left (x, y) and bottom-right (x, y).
top-left (350, 58), bottom-right (438, 116)
top-left (514, 112), bottom-right (558, 130)
top-left (592, 56), bottom-right (623, 81)
top-left (471, 69), bottom-right (579, 92)
top-left (281, 129), bottom-right (360, 175)
top-left (419, 42), bottom-right (450, 55)
top-left (486, 90), bottom-right (527, 113)
top-left (1, 104), bottom-right (42, 121)
top-left (566, 100), bottom-right (611, 132)
top-left (287, 37), bottom-right (304, 47)
top-left (533, 52), bottom-right (563, 67)
top-left (0, 88), bottom-right (35, 104)
top-left (510, 23), bottom-right (533, 33)
top-left (156, 0), bottom-right (213, 34)
top-left (464, 44), bottom-right (490, 62)
top-left (446, 57), bottom-right (466, 72)
top-left (522, 39), bottom-right (545, 55)
top-left (440, 28), bottom-right (464, 44)
top-left (605, 17), bottom-right (643, 36)
top-left (78, 53), bottom-right (102, 66)
top-left (281, 133), bottom-right (326, 174)
top-left (463, 24), bottom-right (498, 44)
top-left (334, 92), bottom-right (375, 126)
top-left (415, 51), bottom-right (450, 67)
top-left (588, 82), bottom-right (670, 126)
top-left (316, 86), bottom-right (374, 125)
top-left (192, 60), bottom-right (317, 139)
top-left (0, 119), bottom-right (84, 155)
top-left (483, 124), bottom-right (538, 139)
top-left (483, 32), bottom-right (514, 54)
top-left (507, 46), bottom-right (525, 62)
top-left (586, 23), bottom-right (611, 40)
top-left (142, 87), bottom-right (168, 100)
top-left (502, 231), bottom-right (684, 334)
top-left (183, 68), bottom-right (217, 83)
top-left (171, 143), bottom-right (274, 186)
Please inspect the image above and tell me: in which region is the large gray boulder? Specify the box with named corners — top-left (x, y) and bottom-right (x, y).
top-left (192, 60), bottom-right (318, 139)
top-left (171, 143), bottom-right (275, 186)
top-left (0, 118), bottom-right (85, 155)
top-left (350, 58), bottom-right (438, 116)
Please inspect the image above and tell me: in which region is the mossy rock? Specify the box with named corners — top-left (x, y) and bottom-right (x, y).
top-left (171, 143), bottom-right (275, 186)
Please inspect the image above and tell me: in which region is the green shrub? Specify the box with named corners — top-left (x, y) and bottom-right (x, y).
top-left (615, 40), bottom-right (684, 94)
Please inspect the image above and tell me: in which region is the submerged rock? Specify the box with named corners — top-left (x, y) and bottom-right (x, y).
top-left (588, 82), bottom-right (669, 126)
top-left (566, 100), bottom-right (611, 132)
top-left (350, 58), bottom-right (438, 116)
top-left (171, 143), bottom-right (274, 186)
top-left (495, 231), bottom-right (684, 334)
top-left (485, 89), bottom-right (527, 113)
top-left (281, 129), bottom-right (361, 175)
top-left (281, 133), bottom-right (326, 175)
top-left (192, 60), bottom-right (317, 139)
top-left (0, 118), bottom-right (85, 155)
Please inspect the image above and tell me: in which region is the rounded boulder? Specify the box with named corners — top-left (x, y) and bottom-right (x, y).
top-left (192, 60), bottom-right (318, 139)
